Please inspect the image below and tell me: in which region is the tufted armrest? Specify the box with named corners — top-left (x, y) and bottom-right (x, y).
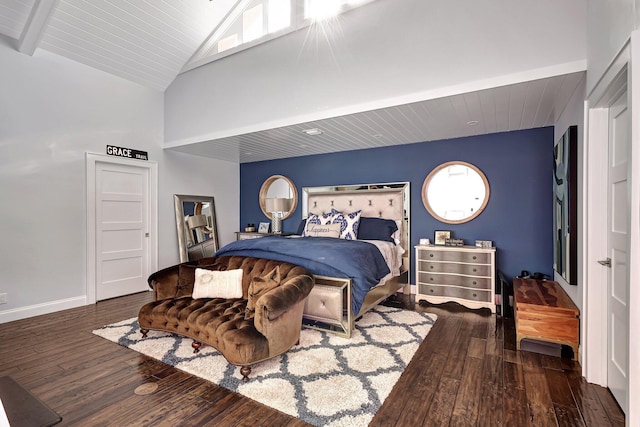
top-left (147, 264), bottom-right (181, 300)
top-left (254, 274), bottom-right (314, 336)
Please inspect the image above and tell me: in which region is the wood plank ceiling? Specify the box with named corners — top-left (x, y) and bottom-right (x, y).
top-left (170, 72), bottom-right (585, 163)
top-left (0, 0), bottom-right (585, 163)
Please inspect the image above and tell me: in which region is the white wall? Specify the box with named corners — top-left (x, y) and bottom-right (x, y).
top-left (165, 0), bottom-right (587, 146)
top-left (0, 36), bottom-right (239, 322)
top-left (586, 0), bottom-right (635, 94)
top-left (553, 75), bottom-right (586, 312)
top-left (159, 151), bottom-right (239, 269)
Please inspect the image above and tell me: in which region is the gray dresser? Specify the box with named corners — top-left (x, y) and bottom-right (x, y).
top-left (415, 245), bottom-right (496, 312)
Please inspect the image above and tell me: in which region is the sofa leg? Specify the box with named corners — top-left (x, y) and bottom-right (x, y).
top-left (140, 328), bottom-right (149, 338)
top-left (192, 340), bottom-right (202, 353)
top-left (240, 366), bottom-right (252, 382)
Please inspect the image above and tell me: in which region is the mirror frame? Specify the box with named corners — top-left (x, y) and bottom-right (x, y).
top-left (421, 161), bottom-right (490, 224)
top-left (174, 194), bottom-right (219, 262)
top-left (259, 175), bottom-right (298, 220)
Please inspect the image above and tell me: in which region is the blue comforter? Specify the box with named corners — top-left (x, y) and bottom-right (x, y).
top-left (215, 236), bottom-right (390, 315)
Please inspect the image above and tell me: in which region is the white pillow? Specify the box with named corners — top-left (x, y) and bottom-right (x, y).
top-left (304, 222), bottom-right (341, 238)
top-left (303, 209), bottom-right (340, 236)
top-left (331, 210), bottom-right (362, 240)
top-left (192, 268), bottom-right (243, 299)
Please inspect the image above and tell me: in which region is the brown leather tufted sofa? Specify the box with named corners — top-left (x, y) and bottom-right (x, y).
top-left (138, 256), bottom-right (314, 381)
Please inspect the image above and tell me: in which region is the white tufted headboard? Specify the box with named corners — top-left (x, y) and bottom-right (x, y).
top-left (302, 182), bottom-right (410, 274)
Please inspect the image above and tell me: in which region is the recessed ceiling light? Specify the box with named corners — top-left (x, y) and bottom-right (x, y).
top-left (373, 134), bottom-right (383, 139)
top-left (466, 120), bottom-right (479, 126)
top-left (302, 128), bottom-right (323, 136)
top-left (299, 144), bottom-right (308, 148)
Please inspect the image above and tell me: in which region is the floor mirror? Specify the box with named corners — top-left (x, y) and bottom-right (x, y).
top-left (174, 195), bottom-right (219, 262)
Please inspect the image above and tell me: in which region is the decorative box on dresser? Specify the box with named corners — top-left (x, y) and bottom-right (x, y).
top-left (415, 245), bottom-right (496, 312)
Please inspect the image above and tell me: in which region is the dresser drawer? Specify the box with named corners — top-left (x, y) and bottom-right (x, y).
top-left (417, 272), bottom-right (491, 290)
top-left (418, 284), bottom-right (491, 302)
top-left (418, 249), bottom-right (490, 264)
top-left (418, 260), bottom-right (491, 277)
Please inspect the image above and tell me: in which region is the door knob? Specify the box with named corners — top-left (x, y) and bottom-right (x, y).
top-left (597, 258), bottom-right (611, 267)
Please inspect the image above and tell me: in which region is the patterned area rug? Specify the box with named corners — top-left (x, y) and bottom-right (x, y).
top-left (93, 306), bottom-right (437, 427)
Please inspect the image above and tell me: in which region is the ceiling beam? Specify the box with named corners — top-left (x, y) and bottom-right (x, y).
top-left (18, 0), bottom-right (59, 56)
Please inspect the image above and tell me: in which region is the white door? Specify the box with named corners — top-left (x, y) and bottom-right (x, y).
top-left (606, 90), bottom-right (629, 411)
top-left (95, 161), bottom-right (151, 300)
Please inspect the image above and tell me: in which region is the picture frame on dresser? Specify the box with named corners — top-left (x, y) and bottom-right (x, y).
top-left (434, 230), bottom-right (451, 245)
top-left (258, 222), bottom-right (270, 233)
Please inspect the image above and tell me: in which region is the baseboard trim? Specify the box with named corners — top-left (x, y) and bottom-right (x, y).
top-left (0, 296), bottom-right (88, 324)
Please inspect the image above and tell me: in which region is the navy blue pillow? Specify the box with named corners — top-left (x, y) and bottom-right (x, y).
top-left (296, 219), bottom-right (307, 235)
top-left (357, 217), bottom-right (398, 243)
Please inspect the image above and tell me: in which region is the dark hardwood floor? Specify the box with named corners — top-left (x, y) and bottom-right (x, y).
top-left (0, 292), bottom-right (624, 426)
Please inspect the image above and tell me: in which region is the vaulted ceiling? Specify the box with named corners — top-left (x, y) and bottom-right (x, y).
top-left (0, 0), bottom-right (236, 90)
top-left (0, 0), bottom-right (586, 163)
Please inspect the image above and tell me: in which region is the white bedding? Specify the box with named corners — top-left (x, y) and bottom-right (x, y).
top-left (363, 239), bottom-right (405, 277)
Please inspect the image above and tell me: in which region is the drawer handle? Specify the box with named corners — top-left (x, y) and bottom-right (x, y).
top-left (429, 278), bottom-right (434, 281)
top-left (472, 256), bottom-right (477, 260)
top-left (472, 281), bottom-right (477, 285)
top-left (430, 266), bottom-right (434, 270)
top-left (429, 254), bottom-right (434, 258)
top-left (473, 268), bottom-right (477, 272)
top-left (472, 293), bottom-right (477, 297)
top-left (429, 289), bottom-right (434, 293)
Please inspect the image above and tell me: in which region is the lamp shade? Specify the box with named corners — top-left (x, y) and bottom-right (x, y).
top-left (187, 214), bottom-right (208, 229)
top-left (265, 198), bottom-right (292, 213)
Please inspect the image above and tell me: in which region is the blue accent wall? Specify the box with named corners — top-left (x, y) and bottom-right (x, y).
top-left (240, 127), bottom-right (554, 281)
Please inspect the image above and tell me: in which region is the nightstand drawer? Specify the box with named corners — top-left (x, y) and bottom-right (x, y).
top-left (419, 249), bottom-right (490, 264)
top-left (417, 272), bottom-right (491, 290)
top-left (418, 284), bottom-right (491, 302)
top-left (418, 260), bottom-right (491, 277)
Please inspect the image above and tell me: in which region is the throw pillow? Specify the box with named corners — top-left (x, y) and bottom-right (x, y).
top-left (357, 216), bottom-right (398, 243)
top-left (192, 268), bottom-right (243, 299)
top-left (331, 210), bottom-right (362, 240)
top-left (303, 209), bottom-right (340, 236)
top-left (177, 264), bottom-right (215, 298)
top-left (304, 222), bottom-right (341, 238)
top-left (245, 266), bottom-right (282, 318)
top-left (296, 219), bottom-right (307, 235)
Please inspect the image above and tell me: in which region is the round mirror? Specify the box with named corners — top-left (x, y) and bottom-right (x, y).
top-left (259, 175), bottom-right (298, 220)
top-left (422, 161), bottom-right (490, 224)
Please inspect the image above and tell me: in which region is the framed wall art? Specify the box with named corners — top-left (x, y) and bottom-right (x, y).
top-left (553, 125), bottom-right (577, 285)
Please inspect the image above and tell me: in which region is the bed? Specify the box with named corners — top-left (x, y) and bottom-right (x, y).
top-left (216, 182), bottom-right (410, 337)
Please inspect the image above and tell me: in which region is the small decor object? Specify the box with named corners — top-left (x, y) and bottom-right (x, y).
top-left (258, 222), bottom-right (270, 233)
top-left (419, 238), bottom-right (430, 245)
top-left (434, 230), bottom-right (451, 245)
top-left (475, 239), bottom-right (493, 248)
top-left (245, 223), bottom-right (256, 232)
top-left (446, 238), bottom-right (464, 247)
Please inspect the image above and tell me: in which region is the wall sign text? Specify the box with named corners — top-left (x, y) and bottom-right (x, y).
top-left (106, 145), bottom-right (148, 161)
